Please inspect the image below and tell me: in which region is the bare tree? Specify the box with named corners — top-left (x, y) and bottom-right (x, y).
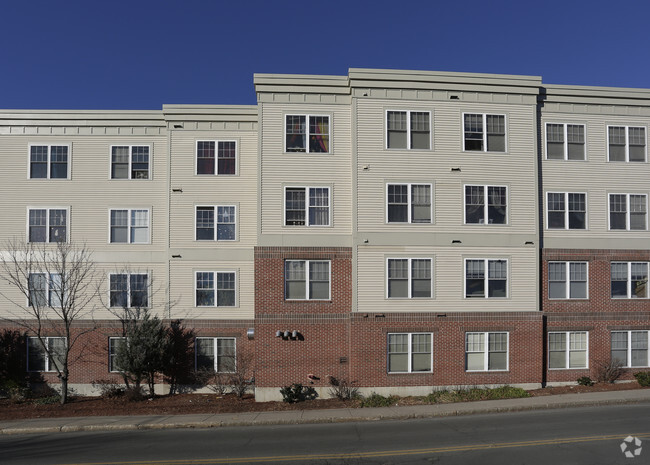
top-left (0, 239), bottom-right (99, 404)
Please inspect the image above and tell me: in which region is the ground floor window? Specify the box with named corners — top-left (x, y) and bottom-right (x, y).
top-left (549, 331), bottom-right (588, 369)
top-left (611, 331), bottom-right (649, 367)
top-left (109, 337), bottom-right (126, 372)
top-left (387, 333), bottom-right (432, 373)
top-left (27, 336), bottom-right (66, 372)
top-left (465, 332), bottom-right (508, 371)
top-left (195, 337), bottom-right (236, 372)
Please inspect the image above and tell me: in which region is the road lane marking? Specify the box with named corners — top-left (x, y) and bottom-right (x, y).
top-left (62, 432), bottom-right (650, 465)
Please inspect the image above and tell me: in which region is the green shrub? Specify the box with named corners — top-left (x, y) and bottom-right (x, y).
top-left (634, 371), bottom-right (650, 387)
top-left (360, 392), bottom-right (397, 408)
top-left (426, 386), bottom-right (530, 404)
top-left (0, 379), bottom-right (28, 402)
top-left (280, 383), bottom-right (317, 403)
top-left (32, 394), bottom-right (61, 405)
top-left (577, 376), bottom-right (594, 386)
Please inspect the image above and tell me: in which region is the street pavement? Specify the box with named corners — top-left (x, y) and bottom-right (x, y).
top-left (2, 388), bottom-right (649, 435)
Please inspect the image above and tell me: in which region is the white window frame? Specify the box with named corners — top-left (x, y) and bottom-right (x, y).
top-left (283, 186), bottom-right (331, 227)
top-left (463, 185), bottom-right (508, 225)
top-left (284, 114), bottom-right (331, 154)
top-left (195, 205), bottom-right (237, 241)
top-left (108, 273), bottom-right (150, 309)
top-left (462, 113), bottom-right (507, 152)
top-left (385, 183), bottom-right (433, 224)
top-left (194, 271), bottom-right (237, 307)
top-left (387, 333), bottom-right (433, 373)
top-left (465, 332), bottom-right (509, 372)
top-left (109, 145), bottom-right (151, 180)
top-left (611, 330), bottom-right (650, 368)
top-left (28, 144), bottom-right (71, 180)
top-left (610, 262), bottom-right (649, 299)
top-left (548, 331), bottom-right (589, 370)
top-left (385, 257), bottom-right (433, 299)
top-left (27, 336), bottom-right (67, 372)
top-left (547, 261), bottom-right (589, 300)
top-left (464, 258), bottom-right (509, 299)
top-left (26, 207), bottom-right (69, 243)
top-left (27, 272), bottom-right (64, 307)
top-left (109, 337), bottom-right (126, 372)
top-left (284, 260), bottom-right (331, 301)
top-left (195, 337), bottom-right (237, 373)
top-left (385, 110), bottom-right (432, 150)
top-left (608, 193), bottom-right (648, 231)
top-left (607, 125), bottom-right (647, 163)
top-left (195, 140), bottom-right (238, 176)
top-left (108, 208), bottom-right (151, 244)
top-left (546, 192), bottom-right (587, 230)
top-left (544, 123), bottom-right (586, 161)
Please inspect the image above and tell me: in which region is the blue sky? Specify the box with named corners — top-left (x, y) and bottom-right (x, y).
top-left (2, 0), bottom-right (647, 109)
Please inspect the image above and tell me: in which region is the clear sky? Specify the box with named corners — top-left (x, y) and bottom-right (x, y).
top-left (2, 0), bottom-right (647, 110)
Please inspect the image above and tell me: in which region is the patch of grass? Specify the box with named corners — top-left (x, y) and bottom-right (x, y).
top-left (360, 392), bottom-right (398, 408)
top-left (425, 386), bottom-right (530, 404)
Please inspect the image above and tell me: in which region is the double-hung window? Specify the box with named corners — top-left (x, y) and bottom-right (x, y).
top-left (611, 262), bottom-right (648, 299)
top-left (608, 126), bottom-right (646, 162)
top-left (285, 115), bottom-right (330, 153)
top-left (285, 260), bottom-right (330, 300)
top-left (546, 123), bottom-right (585, 160)
top-left (196, 140), bottom-right (237, 175)
top-left (109, 337), bottom-right (126, 372)
top-left (465, 185), bottom-right (507, 225)
top-left (386, 111), bottom-right (430, 150)
top-left (463, 114), bottom-right (506, 152)
top-left (28, 208), bottom-right (67, 243)
top-left (549, 331), bottom-right (588, 369)
top-left (196, 206), bottom-right (236, 241)
top-left (609, 194), bottom-right (647, 230)
top-left (387, 333), bottom-right (432, 373)
top-left (27, 336), bottom-right (66, 372)
top-left (465, 259), bottom-right (507, 298)
top-left (546, 192), bottom-right (586, 229)
top-left (109, 273), bottom-right (149, 308)
top-left (195, 271), bottom-right (236, 307)
top-left (611, 331), bottom-right (649, 367)
top-left (29, 145), bottom-right (69, 179)
top-left (111, 146), bottom-right (150, 179)
top-left (110, 209), bottom-right (150, 243)
top-left (195, 337), bottom-right (236, 372)
top-left (284, 187), bottom-right (330, 226)
top-left (28, 273), bottom-right (63, 307)
top-left (465, 332), bottom-right (508, 371)
top-left (548, 262), bottom-right (588, 299)
top-left (387, 184), bottom-right (432, 223)
top-left (387, 258), bottom-right (432, 298)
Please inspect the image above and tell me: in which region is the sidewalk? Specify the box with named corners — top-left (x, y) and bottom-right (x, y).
top-left (2, 389), bottom-right (650, 435)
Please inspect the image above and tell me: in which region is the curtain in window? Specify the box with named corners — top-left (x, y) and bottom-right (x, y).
top-left (309, 116), bottom-right (329, 152)
top-left (28, 273), bottom-right (47, 307)
top-left (308, 188), bottom-right (329, 225)
top-left (411, 185), bottom-right (431, 223)
top-left (548, 263), bottom-right (566, 299)
top-left (566, 125), bottom-right (585, 160)
top-left (569, 262), bottom-right (587, 298)
top-left (569, 332), bottom-right (587, 368)
top-left (631, 331), bottom-right (648, 367)
top-left (548, 333), bottom-right (566, 368)
top-left (130, 210), bottom-right (149, 243)
top-left (410, 112), bottom-right (430, 149)
top-left (630, 195), bottom-right (646, 230)
top-left (631, 263), bottom-right (648, 298)
top-left (488, 260), bottom-right (507, 297)
top-left (488, 333), bottom-right (507, 370)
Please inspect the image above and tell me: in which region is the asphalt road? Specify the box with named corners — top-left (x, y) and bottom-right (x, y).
top-left (1, 404), bottom-right (648, 465)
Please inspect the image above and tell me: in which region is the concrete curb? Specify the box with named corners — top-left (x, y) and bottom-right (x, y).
top-left (2, 393), bottom-right (649, 435)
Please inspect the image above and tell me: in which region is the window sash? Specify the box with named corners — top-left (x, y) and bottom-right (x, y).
top-left (285, 260), bottom-right (330, 300)
top-left (465, 185), bottom-right (507, 225)
top-left (387, 258), bottom-right (432, 299)
top-left (27, 337), bottom-right (66, 372)
top-left (608, 126), bottom-right (647, 162)
top-left (30, 145), bottom-right (69, 179)
top-left (28, 208), bottom-right (67, 243)
top-left (386, 111), bottom-right (430, 150)
top-left (609, 194), bottom-right (647, 230)
top-left (611, 262), bottom-right (648, 299)
top-left (611, 331), bottom-right (649, 367)
top-left (195, 337), bottom-right (236, 373)
top-left (285, 115), bottom-right (330, 153)
top-left (285, 187), bottom-right (330, 226)
top-left (195, 272), bottom-right (236, 307)
top-left (547, 192), bottom-right (586, 230)
top-left (548, 262), bottom-right (588, 299)
top-left (546, 124), bottom-right (585, 160)
top-left (109, 274), bottom-right (148, 308)
top-left (465, 259), bottom-right (507, 298)
top-left (465, 332), bottom-right (508, 371)
top-left (464, 114), bottom-right (506, 152)
top-left (387, 333), bottom-right (432, 373)
top-left (197, 141), bottom-right (237, 175)
top-left (196, 206), bottom-right (236, 241)
top-left (110, 209), bottom-right (149, 243)
top-left (111, 146), bottom-right (149, 179)
top-left (109, 337), bottom-right (126, 372)
top-left (549, 331), bottom-right (588, 369)
top-left (387, 184), bottom-right (432, 223)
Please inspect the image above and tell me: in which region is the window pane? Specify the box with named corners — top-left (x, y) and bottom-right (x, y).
top-left (488, 352), bottom-right (507, 370)
top-left (285, 188), bottom-right (306, 226)
top-left (387, 111), bottom-right (407, 149)
top-left (387, 185), bottom-right (408, 223)
top-left (630, 195), bottom-right (646, 230)
top-left (217, 141), bottom-right (236, 175)
top-left (130, 274), bottom-right (148, 308)
top-left (130, 210), bottom-right (149, 243)
top-left (487, 186), bottom-right (506, 224)
top-left (49, 146), bottom-right (68, 179)
top-left (30, 146), bottom-right (48, 178)
top-left (196, 207), bottom-right (215, 240)
top-left (466, 353), bottom-right (484, 371)
top-left (217, 206), bottom-right (235, 240)
top-left (464, 114), bottom-right (483, 151)
top-left (609, 127), bottom-right (626, 161)
top-left (411, 185), bottom-right (431, 223)
top-left (28, 338), bottom-right (46, 371)
top-left (131, 146), bottom-right (149, 179)
top-left (309, 116), bottom-right (329, 153)
top-left (286, 115), bottom-right (306, 152)
top-left (48, 209), bottom-right (66, 242)
top-left (568, 193), bottom-right (586, 229)
top-left (197, 141), bottom-right (215, 174)
top-left (110, 210), bottom-right (128, 243)
top-left (566, 125), bottom-right (585, 160)
top-left (285, 261), bottom-right (306, 299)
top-left (196, 338), bottom-right (215, 371)
top-left (410, 112), bottom-right (430, 150)
top-left (196, 272), bottom-right (214, 306)
top-left (110, 274), bottom-right (128, 307)
top-left (465, 186), bottom-right (484, 224)
top-left (388, 259), bottom-right (408, 298)
top-left (111, 146), bottom-right (129, 179)
top-left (631, 263), bottom-right (648, 298)
top-left (29, 209), bottom-right (47, 242)
top-left (465, 260), bottom-right (484, 297)
top-left (217, 273), bottom-right (235, 307)
top-left (217, 338), bottom-right (236, 372)
top-left (486, 115), bottom-right (505, 152)
top-left (309, 188), bottom-right (329, 226)
top-left (28, 273), bottom-right (47, 307)
top-left (309, 261), bottom-right (330, 299)
top-left (629, 127), bottom-right (646, 162)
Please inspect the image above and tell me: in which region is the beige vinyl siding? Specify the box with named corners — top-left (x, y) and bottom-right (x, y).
top-left (259, 103), bottom-right (352, 237)
top-left (356, 245), bottom-right (537, 313)
top-left (169, 129), bottom-right (258, 248)
top-left (356, 99), bottom-right (537, 235)
top-left (0, 134), bottom-right (169, 253)
top-left (169, 260), bottom-right (254, 320)
top-left (541, 111), bottom-right (650, 248)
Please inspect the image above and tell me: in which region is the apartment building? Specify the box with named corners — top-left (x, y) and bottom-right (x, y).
top-left (0, 68), bottom-right (648, 399)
